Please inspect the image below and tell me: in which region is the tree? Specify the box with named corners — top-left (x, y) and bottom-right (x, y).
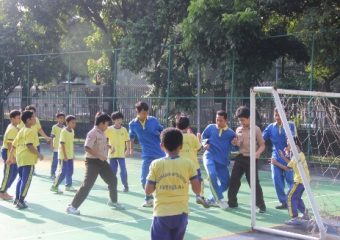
top-left (181, 0), bottom-right (310, 97)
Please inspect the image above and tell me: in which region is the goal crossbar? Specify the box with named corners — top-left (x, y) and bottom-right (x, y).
top-left (250, 87), bottom-right (338, 240)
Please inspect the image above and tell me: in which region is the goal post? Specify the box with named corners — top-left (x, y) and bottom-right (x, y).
top-left (250, 87), bottom-right (340, 240)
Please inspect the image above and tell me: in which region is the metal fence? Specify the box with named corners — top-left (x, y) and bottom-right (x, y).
top-left (0, 30), bottom-right (339, 139)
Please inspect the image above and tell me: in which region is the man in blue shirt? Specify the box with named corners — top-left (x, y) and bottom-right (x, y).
top-left (129, 102), bottom-right (165, 207)
top-left (263, 108), bottom-right (296, 209)
top-left (201, 110), bottom-right (236, 209)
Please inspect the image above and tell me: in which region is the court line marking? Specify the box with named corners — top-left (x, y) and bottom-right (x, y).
top-left (2, 191), bottom-right (339, 239)
top-left (9, 207), bottom-right (220, 240)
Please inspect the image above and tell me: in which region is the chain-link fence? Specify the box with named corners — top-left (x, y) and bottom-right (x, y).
top-left (0, 31), bottom-right (339, 143)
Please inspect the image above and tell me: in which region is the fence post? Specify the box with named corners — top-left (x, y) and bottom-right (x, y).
top-left (27, 55), bottom-right (30, 106)
top-left (67, 53), bottom-right (71, 114)
top-left (1, 57), bottom-right (4, 135)
top-left (307, 33), bottom-right (315, 161)
top-left (229, 48), bottom-right (235, 128)
top-left (197, 62), bottom-right (201, 133)
top-left (166, 45), bottom-right (173, 126)
top-left (309, 33), bottom-right (315, 91)
top-left (112, 50), bottom-right (118, 112)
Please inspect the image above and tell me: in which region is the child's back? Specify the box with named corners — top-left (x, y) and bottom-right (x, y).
top-left (180, 132), bottom-right (201, 170)
top-left (148, 155), bottom-right (197, 216)
top-left (287, 152), bottom-right (310, 184)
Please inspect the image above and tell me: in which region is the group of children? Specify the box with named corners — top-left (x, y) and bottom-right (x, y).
top-left (0, 102), bottom-right (311, 239)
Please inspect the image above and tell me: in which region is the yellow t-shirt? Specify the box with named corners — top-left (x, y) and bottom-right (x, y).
top-left (105, 126), bottom-right (129, 158)
top-left (2, 123), bottom-right (19, 150)
top-left (287, 152), bottom-right (311, 184)
top-left (51, 124), bottom-right (64, 152)
top-left (179, 133), bottom-right (201, 170)
top-left (58, 128), bottom-right (74, 160)
top-left (18, 117), bottom-right (41, 146)
top-left (12, 127), bottom-right (39, 167)
top-left (147, 156), bottom-right (197, 217)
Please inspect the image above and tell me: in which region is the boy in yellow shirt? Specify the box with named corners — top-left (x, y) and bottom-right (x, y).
top-left (145, 128), bottom-right (200, 240)
top-left (177, 116), bottom-right (209, 208)
top-left (50, 112), bottom-right (65, 179)
top-left (105, 112), bottom-right (130, 192)
top-left (273, 137), bottom-right (311, 225)
top-left (0, 110), bottom-right (21, 200)
top-left (50, 115), bottom-right (76, 193)
top-left (19, 106), bottom-right (51, 176)
top-left (21, 105), bottom-right (51, 144)
top-left (8, 110), bottom-right (43, 209)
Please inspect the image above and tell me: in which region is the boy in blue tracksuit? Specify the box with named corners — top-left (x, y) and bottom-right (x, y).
top-left (201, 110), bottom-right (236, 209)
top-left (129, 102), bottom-right (165, 207)
top-left (0, 110), bottom-right (21, 201)
top-left (263, 108), bottom-right (296, 209)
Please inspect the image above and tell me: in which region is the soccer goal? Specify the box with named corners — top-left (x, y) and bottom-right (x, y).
top-left (250, 87), bottom-right (340, 240)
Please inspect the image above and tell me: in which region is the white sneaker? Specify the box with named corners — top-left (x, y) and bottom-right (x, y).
top-left (65, 186), bottom-right (77, 192)
top-left (206, 199), bottom-right (219, 208)
top-left (217, 200), bottom-right (229, 210)
top-left (66, 205), bottom-right (80, 215)
top-left (107, 201), bottom-right (125, 210)
top-left (142, 199), bottom-right (153, 207)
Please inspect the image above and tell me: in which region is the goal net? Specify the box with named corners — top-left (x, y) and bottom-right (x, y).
top-left (250, 87), bottom-right (340, 240)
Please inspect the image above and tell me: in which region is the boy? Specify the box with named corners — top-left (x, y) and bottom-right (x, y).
top-left (201, 110), bottom-right (236, 209)
top-left (0, 110), bottom-right (21, 200)
top-left (20, 105), bottom-right (51, 176)
top-left (177, 116), bottom-right (208, 208)
top-left (8, 110), bottom-right (43, 209)
top-left (106, 111), bottom-right (130, 192)
top-left (274, 137), bottom-right (310, 225)
top-left (263, 108), bottom-right (296, 209)
top-left (145, 128), bottom-right (200, 240)
top-left (51, 115), bottom-right (76, 193)
top-left (227, 106), bottom-right (266, 213)
top-left (129, 102), bottom-right (165, 207)
top-left (50, 112), bottom-right (66, 179)
top-left (66, 112), bottom-right (124, 215)
top-left (22, 105), bottom-right (51, 143)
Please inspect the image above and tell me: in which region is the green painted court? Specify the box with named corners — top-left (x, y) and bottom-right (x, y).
top-left (1, 143), bottom-right (339, 240)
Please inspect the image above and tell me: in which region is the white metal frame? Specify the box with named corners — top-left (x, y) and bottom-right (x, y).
top-left (250, 87), bottom-right (340, 240)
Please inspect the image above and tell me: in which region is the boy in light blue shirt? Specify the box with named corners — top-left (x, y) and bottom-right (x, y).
top-left (201, 110), bottom-right (236, 209)
top-left (129, 102), bottom-right (165, 207)
top-left (263, 108), bottom-right (296, 209)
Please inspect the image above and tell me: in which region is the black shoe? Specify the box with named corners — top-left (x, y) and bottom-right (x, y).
top-left (16, 201), bottom-right (28, 210)
top-left (275, 203), bottom-right (287, 209)
top-left (259, 205), bottom-right (266, 213)
top-left (13, 199), bottom-right (19, 205)
top-left (228, 203), bottom-right (238, 209)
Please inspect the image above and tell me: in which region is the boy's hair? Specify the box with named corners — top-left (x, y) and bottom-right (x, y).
top-left (135, 102), bottom-right (149, 112)
top-left (176, 116), bottom-right (190, 130)
top-left (111, 111), bottom-right (124, 120)
top-left (216, 110), bottom-right (228, 120)
top-left (25, 105), bottom-right (36, 112)
top-left (293, 137), bottom-right (303, 151)
top-left (56, 112), bottom-right (66, 118)
top-left (21, 110), bottom-right (34, 123)
top-left (161, 127), bottom-right (183, 152)
top-left (95, 112), bottom-right (111, 126)
top-left (274, 107), bottom-right (289, 114)
top-left (9, 110), bottom-right (21, 119)
top-left (65, 115), bottom-right (76, 123)
top-left (235, 106), bottom-right (250, 119)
